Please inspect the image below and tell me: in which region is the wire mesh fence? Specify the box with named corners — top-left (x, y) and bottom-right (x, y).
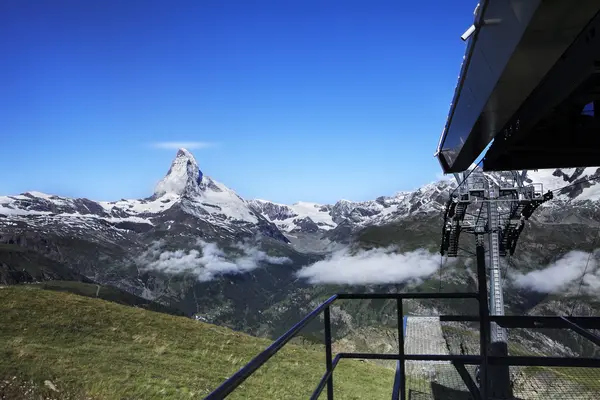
top-left (403, 364), bottom-right (599, 399)
top-left (406, 318), bottom-right (600, 400)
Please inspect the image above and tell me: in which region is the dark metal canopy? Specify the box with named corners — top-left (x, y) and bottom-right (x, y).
top-left (436, 0), bottom-right (600, 173)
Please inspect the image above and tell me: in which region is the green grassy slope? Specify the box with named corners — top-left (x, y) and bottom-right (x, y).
top-left (0, 286), bottom-right (395, 399)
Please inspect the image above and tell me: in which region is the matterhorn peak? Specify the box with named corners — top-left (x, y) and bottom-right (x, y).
top-left (154, 148), bottom-right (204, 197)
top-left (175, 148), bottom-right (195, 159)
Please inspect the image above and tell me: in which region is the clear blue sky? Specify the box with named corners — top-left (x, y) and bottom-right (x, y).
top-left (1, 0), bottom-right (476, 204)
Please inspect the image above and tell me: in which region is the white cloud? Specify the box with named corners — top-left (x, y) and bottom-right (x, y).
top-left (511, 250), bottom-right (600, 293)
top-left (150, 142), bottom-right (215, 150)
top-left (137, 239), bottom-right (291, 281)
top-left (296, 247), bottom-right (441, 285)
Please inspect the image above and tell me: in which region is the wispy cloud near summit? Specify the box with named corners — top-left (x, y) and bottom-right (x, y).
top-left (150, 142), bottom-right (216, 150)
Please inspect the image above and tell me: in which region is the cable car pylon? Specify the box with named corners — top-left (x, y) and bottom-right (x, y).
top-left (440, 168), bottom-right (553, 398)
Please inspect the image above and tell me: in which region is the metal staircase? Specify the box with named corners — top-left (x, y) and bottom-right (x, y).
top-left (487, 183), bottom-right (506, 343)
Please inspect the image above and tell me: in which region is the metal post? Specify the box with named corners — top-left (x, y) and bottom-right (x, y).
top-left (397, 298), bottom-right (406, 400)
top-left (324, 306), bottom-right (334, 400)
top-left (476, 236), bottom-right (490, 400)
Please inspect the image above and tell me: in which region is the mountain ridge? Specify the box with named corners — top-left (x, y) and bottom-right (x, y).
top-left (3, 149), bottom-right (600, 240)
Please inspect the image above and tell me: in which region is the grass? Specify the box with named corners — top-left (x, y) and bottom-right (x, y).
top-left (550, 367), bottom-right (600, 392)
top-left (0, 285), bottom-right (395, 399)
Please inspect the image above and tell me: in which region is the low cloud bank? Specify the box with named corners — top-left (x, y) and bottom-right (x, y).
top-left (297, 247), bottom-right (441, 285)
top-left (137, 240), bottom-right (291, 281)
top-left (511, 250), bottom-right (600, 293)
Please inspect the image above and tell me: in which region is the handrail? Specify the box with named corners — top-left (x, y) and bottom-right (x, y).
top-left (205, 290), bottom-right (600, 399)
top-left (205, 294), bottom-right (338, 399)
top-left (337, 292), bottom-right (478, 300)
top-left (391, 361), bottom-right (402, 400)
top-left (338, 353), bottom-right (482, 364)
top-left (205, 291), bottom-right (482, 399)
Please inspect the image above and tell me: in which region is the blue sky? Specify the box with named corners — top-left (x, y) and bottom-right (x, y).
top-left (1, 0), bottom-right (476, 204)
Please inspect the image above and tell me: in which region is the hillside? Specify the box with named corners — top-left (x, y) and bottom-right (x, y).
top-left (0, 286), bottom-right (395, 400)
top-left (0, 243), bottom-right (91, 285)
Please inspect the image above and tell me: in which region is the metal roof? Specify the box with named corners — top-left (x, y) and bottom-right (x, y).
top-left (437, 1), bottom-right (600, 173)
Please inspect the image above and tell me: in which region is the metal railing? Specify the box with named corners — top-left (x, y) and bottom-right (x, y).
top-left (205, 290), bottom-right (600, 399)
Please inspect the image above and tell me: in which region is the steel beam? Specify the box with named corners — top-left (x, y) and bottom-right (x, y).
top-left (337, 353), bottom-right (481, 363)
top-left (561, 316), bottom-right (600, 347)
top-left (337, 292), bottom-right (478, 300)
top-left (489, 356), bottom-right (600, 368)
top-left (492, 315), bottom-right (600, 329)
top-left (452, 362), bottom-right (482, 400)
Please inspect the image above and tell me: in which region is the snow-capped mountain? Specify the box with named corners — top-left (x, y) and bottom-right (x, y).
top-left (527, 167), bottom-right (600, 201)
top-left (247, 167), bottom-right (600, 244)
top-left (0, 148), bottom-right (288, 244)
top-left (2, 147), bottom-right (600, 248)
top-left (250, 180), bottom-right (456, 234)
top-left (149, 148), bottom-right (265, 227)
top-left (248, 200), bottom-right (336, 233)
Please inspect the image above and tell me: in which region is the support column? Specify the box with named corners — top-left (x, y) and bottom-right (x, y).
top-left (475, 235), bottom-right (489, 400)
top-left (486, 182), bottom-right (512, 399)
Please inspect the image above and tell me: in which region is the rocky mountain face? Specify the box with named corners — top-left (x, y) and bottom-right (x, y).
top-left (248, 180), bottom-right (456, 236)
top-left (2, 149), bottom-right (600, 361)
